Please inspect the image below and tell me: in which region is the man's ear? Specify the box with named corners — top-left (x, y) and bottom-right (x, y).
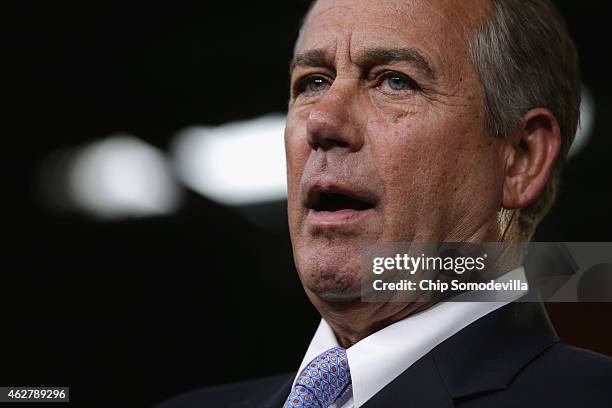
top-left (502, 108), bottom-right (561, 210)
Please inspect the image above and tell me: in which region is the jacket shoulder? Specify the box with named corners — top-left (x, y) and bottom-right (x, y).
top-left (527, 342), bottom-right (612, 388)
top-left (460, 343), bottom-right (612, 408)
top-left (155, 373), bottom-right (293, 408)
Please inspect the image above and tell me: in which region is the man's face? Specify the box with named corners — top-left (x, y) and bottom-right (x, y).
top-left (285, 0), bottom-right (505, 301)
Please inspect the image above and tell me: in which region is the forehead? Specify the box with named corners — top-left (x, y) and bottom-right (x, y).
top-left (297, 0), bottom-right (488, 76)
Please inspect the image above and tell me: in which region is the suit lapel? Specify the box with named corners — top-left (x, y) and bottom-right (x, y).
top-left (362, 301), bottom-right (558, 407)
top-left (432, 301), bottom-right (558, 399)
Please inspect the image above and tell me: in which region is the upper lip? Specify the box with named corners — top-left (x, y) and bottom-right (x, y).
top-left (304, 181), bottom-right (378, 211)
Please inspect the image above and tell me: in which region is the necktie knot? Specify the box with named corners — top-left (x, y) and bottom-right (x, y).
top-left (285, 347), bottom-right (352, 407)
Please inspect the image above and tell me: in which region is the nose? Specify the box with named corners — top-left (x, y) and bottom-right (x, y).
top-left (306, 85), bottom-right (364, 152)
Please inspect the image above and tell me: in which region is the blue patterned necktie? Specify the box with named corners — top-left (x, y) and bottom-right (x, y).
top-left (284, 347), bottom-right (352, 408)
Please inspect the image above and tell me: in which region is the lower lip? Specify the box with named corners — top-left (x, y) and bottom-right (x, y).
top-left (306, 208), bottom-right (376, 227)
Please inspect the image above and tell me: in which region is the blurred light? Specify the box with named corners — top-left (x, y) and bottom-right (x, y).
top-left (171, 114), bottom-right (287, 206)
top-left (65, 135), bottom-right (183, 219)
top-left (569, 86), bottom-right (595, 158)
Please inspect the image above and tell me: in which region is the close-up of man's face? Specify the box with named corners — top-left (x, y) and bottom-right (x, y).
top-left (285, 0), bottom-right (510, 302)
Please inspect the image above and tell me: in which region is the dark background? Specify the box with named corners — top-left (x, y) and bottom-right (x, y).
top-left (3, 1), bottom-right (612, 407)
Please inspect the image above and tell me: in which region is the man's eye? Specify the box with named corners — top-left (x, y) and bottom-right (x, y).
top-left (298, 76), bottom-right (331, 95)
top-left (380, 73), bottom-right (420, 93)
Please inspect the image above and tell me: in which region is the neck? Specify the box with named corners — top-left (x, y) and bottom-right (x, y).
top-left (309, 292), bottom-right (434, 348)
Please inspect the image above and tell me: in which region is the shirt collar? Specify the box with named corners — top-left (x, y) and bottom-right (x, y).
top-left (294, 266), bottom-right (528, 407)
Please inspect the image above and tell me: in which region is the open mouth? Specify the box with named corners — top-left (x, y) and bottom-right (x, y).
top-left (306, 188), bottom-right (376, 212)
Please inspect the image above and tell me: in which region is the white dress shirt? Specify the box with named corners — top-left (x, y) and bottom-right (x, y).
top-left (292, 267), bottom-right (528, 407)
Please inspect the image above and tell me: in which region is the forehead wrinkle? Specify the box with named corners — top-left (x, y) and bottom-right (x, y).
top-left (309, 3), bottom-right (353, 21)
top-left (353, 46), bottom-right (437, 80)
top-left (291, 39), bottom-right (437, 86)
top-left (297, 2), bottom-right (353, 47)
top-left (293, 33), bottom-right (358, 76)
top-left (296, 0), bottom-right (486, 87)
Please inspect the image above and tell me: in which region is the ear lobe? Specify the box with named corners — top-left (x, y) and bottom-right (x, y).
top-left (502, 108), bottom-right (561, 210)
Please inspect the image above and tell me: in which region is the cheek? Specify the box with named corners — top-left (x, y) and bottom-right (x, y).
top-left (369, 112), bottom-right (502, 233)
top-left (377, 103), bottom-right (493, 178)
top-left (370, 119), bottom-right (446, 197)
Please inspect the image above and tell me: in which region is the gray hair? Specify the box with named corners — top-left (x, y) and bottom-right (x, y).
top-left (470, 0), bottom-right (581, 240)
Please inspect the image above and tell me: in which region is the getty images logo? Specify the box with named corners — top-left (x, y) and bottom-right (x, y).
top-left (372, 253), bottom-right (488, 275)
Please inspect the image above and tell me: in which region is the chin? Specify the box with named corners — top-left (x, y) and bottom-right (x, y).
top-left (297, 247), bottom-right (363, 303)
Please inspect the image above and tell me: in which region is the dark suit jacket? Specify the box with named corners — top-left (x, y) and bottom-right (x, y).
top-left (158, 301), bottom-right (612, 407)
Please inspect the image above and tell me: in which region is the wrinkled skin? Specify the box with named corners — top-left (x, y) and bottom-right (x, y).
top-left (284, 0), bottom-right (560, 346)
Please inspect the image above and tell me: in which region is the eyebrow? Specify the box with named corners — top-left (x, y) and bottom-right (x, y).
top-left (290, 49), bottom-right (333, 73)
top-left (290, 47), bottom-right (437, 80)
